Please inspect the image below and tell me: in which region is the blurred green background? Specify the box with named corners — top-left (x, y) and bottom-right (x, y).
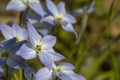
top-left (0, 0), bottom-right (120, 80)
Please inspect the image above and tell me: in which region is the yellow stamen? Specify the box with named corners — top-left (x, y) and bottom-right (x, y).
top-left (2, 51), bottom-right (9, 57)
top-left (16, 37), bottom-right (20, 42)
top-left (34, 45), bottom-right (41, 53)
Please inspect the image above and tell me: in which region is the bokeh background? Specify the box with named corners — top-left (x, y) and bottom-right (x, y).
top-left (0, 0), bottom-right (120, 80)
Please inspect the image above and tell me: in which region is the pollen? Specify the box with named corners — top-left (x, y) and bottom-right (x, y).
top-left (2, 51), bottom-right (9, 57)
top-left (53, 67), bottom-right (62, 73)
top-left (56, 68), bottom-right (62, 72)
top-left (54, 16), bottom-right (63, 23)
top-left (35, 45), bottom-right (42, 53)
top-left (16, 37), bottom-right (20, 42)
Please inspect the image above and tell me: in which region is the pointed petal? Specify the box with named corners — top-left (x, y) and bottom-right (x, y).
top-left (7, 55), bottom-right (28, 69)
top-left (12, 23), bottom-right (27, 41)
top-left (38, 53), bottom-right (53, 69)
top-left (29, 2), bottom-right (46, 17)
top-left (59, 62), bottom-right (75, 70)
top-left (12, 23), bottom-right (21, 36)
top-left (46, 49), bottom-right (65, 61)
top-left (17, 44), bottom-right (37, 60)
top-left (64, 14), bottom-right (77, 23)
top-left (6, 0), bottom-right (27, 11)
top-left (46, 0), bottom-right (58, 16)
top-left (61, 23), bottom-right (78, 37)
top-left (0, 23), bottom-right (12, 39)
top-left (41, 35), bottom-right (56, 49)
top-left (27, 22), bottom-right (42, 46)
top-left (3, 38), bottom-right (16, 50)
top-left (68, 71), bottom-right (86, 80)
top-left (57, 2), bottom-right (66, 14)
top-left (41, 16), bottom-right (55, 25)
top-left (36, 67), bottom-right (53, 80)
top-left (9, 40), bottom-right (27, 54)
top-left (58, 73), bottom-right (72, 80)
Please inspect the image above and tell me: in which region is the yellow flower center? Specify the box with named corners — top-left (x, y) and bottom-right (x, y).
top-left (53, 67), bottom-right (63, 73)
top-left (34, 45), bottom-right (41, 53)
top-left (2, 51), bottom-right (9, 57)
top-left (16, 37), bottom-right (20, 42)
top-left (54, 15), bottom-right (63, 23)
top-left (56, 68), bottom-right (62, 72)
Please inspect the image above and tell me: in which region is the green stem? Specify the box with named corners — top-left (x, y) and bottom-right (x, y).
top-left (19, 8), bottom-right (29, 26)
top-left (13, 74), bottom-right (19, 80)
top-left (106, 0), bottom-right (119, 80)
top-left (76, 15), bottom-right (88, 44)
top-left (19, 69), bottom-right (23, 80)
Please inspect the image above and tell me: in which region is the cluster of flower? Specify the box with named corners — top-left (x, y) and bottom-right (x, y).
top-left (0, 0), bottom-right (95, 80)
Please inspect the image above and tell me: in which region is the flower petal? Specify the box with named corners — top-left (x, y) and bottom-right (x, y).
top-left (12, 23), bottom-right (28, 41)
top-left (64, 14), bottom-right (77, 23)
top-left (58, 73), bottom-right (72, 80)
top-left (41, 16), bottom-right (55, 25)
top-left (8, 55), bottom-right (28, 69)
top-left (59, 62), bottom-right (75, 70)
top-left (27, 22), bottom-right (42, 46)
top-left (29, 2), bottom-right (46, 17)
top-left (3, 38), bottom-right (16, 50)
top-left (61, 23), bottom-right (78, 38)
top-left (6, 0), bottom-right (27, 11)
top-left (0, 23), bottom-right (12, 40)
top-left (68, 71), bottom-right (86, 80)
top-left (57, 2), bottom-right (66, 14)
top-left (36, 67), bottom-right (53, 80)
top-left (9, 40), bottom-right (27, 54)
top-left (41, 35), bottom-right (56, 50)
top-left (46, 0), bottom-right (58, 16)
top-left (46, 48), bottom-right (65, 61)
top-left (38, 52), bottom-right (53, 69)
top-left (17, 44), bottom-right (37, 60)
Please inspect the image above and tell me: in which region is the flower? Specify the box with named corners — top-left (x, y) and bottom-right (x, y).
top-left (72, 0), bottom-right (95, 16)
top-left (41, 0), bottom-right (77, 36)
top-left (0, 38), bottom-right (27, 69)
top-left (36, 62), bottom-right (86, 80)
top-left (17, 22), bottom-right (65, 69)
top-left (6, 0), bottom-right (46, 17)
top-left (0, 22), bottom-right (28, 42)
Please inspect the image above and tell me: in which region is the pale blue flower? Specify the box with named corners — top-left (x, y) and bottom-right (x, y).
top-left (72, 0), bottom-right (95, 16)
top-left (6, 0), bottom-right (46, 17)
top-left (41, 0), bottom-right (77, 35)
top-left (0, 38), bottom-right (27, 69)
top-left (0, 22), bottom-right (28, 42)
top-left (17, 22), bottom-right (65, 69)
top-left (36, 62), bottom-right (86, 80)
